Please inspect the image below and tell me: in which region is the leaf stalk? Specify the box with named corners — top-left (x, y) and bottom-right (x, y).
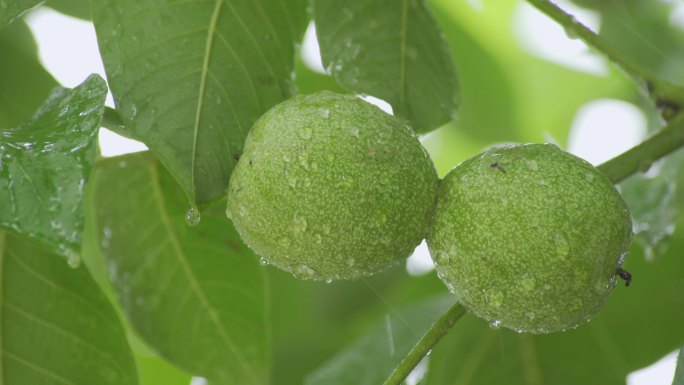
top-left (525, 0), bottom-right (684, 109)
top-left (382, 302), bottom-right (466, 385)
top-left (598, 114), bottom-right (684, 183)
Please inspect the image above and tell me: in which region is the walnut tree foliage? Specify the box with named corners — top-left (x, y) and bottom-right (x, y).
top-left (1, 0), bottom-right (684, 384)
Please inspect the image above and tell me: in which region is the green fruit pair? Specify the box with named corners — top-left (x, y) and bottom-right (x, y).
top-left (227, 91), bottom-right (633, 333)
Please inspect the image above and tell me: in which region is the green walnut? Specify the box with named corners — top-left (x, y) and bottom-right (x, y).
top-left (227, 91), bottom-right (438, 281)
top-left (427, 143), bottom-right (632, 333)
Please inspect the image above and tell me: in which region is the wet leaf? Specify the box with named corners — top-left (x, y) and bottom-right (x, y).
top-left (89, 152), bottom-right (269, 384)
top-left (0, 231), bottom-right (138, 385)
top-left (0, 20), bottom-right (58, 128)
top-left (0, 74), bottom-right (107, 261)
top-left (92, 0), bottom-right (308, 206)
top-left (0, 0), bottom-right (43, 27)
top-left (304, 295), bottom-right (454, 385)
top-left (314, 0), bottom-right (459, 133)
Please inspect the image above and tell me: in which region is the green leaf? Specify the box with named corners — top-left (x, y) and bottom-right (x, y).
top-left (573, 1), bottom-right (684, 87)
top-left (136, 353), bottom-right (193, 385)
top-left (423, 239), bottom-right (684, 385)
top-left (304, 295), bottom-right (454, 385)
top-left (620, 171), bottom-right (677, 261)
top-left (0, 0), bottom-right (43, 27)
top-left (82, 195), bottom-right (196, 385)
top-left (0, 20), bottom-right (58, 128)
top-left (47, 0), bottom-right (91, 20)
top-left (92, 0), bottom-right (308, 206)
top-left (0, 231), bottom-right (138, 384)
top-left (271, 265), bottom-right (446, 385)
top-left (313, 0), bottom-right (459, 133)
top-left (0, 74), bottom-right (107, 261)
top-left (89, 152), bottom-right (269, 385)
top-left (674, 346), bottom-right (684, 385)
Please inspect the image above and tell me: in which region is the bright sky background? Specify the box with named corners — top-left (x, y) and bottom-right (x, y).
top-left (24, 2), bottom-right (677, 384)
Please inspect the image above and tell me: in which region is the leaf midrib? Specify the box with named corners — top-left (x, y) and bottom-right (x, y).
top-left (191, 0), bottom-right (225, 203)
top-left (148, 162), bottom-right (260, 384)
top-left (398, 0), bottom-right (409, 108)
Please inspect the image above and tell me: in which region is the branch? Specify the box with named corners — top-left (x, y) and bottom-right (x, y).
top-left (598, 114), bottom-right (684, 183)
top-left (382, 302), bottom-right (466, 385)
top-left (525, 0), bottom-right (684, 108)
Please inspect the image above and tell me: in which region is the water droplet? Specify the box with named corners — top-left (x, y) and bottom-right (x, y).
top-left (350, 126), bottom-right (360, 137)
top-left (435, 251), bottom-right (450, 265)
top-left (489, 319), bottom-right (501, 329)
top-left (278, 237), bottom-right (291, 248)
top-left (259, 257), bottom-right (269, 266)
top-left (325, 278), bottom-right (333, 284)
top-left (319, 108), bottom-right (330, 119)
top-left (448, 243), bottom-right (459, 255)
top-left (584, 172), bottom-right (595, 182)
top-left (102, 226), bottom-right (112, 249)
top-left (298, 126), bottom-right (313, 140)
top-left (520, 274), bottom-right (536, 291)
top-left (375, 213), bottom-right (387, 226)
top-left (127, 104), bottom-right (138, 119)
top-left (322, 224), bottom-right (331, 235)
top-left (287, 174), bottom-right (298, 188)
top-left (292, 215), bottom-right (307, 234)
top-left (283, 153), bottom-right (292, 162)
top-left (526, 312), bottom-right (536, 321)
top-left (66, 251), bottom-right (81, 269)
top-left (486, 290), bottom-right (504, 308)
top-left (554, 235), bottom-right (569, 259)
top-left (345, 258), bottom-right (355, 267)
top-left (298, 152), bottom-right (310, 169)
top-left (294, 264), bottom-right (316, 279)
top-left (525, 159), bottom-right (539, 171)
top-left (314, 233), bottom-right (322, 244)
top-left (185, 207), bottom-right (201, 227)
